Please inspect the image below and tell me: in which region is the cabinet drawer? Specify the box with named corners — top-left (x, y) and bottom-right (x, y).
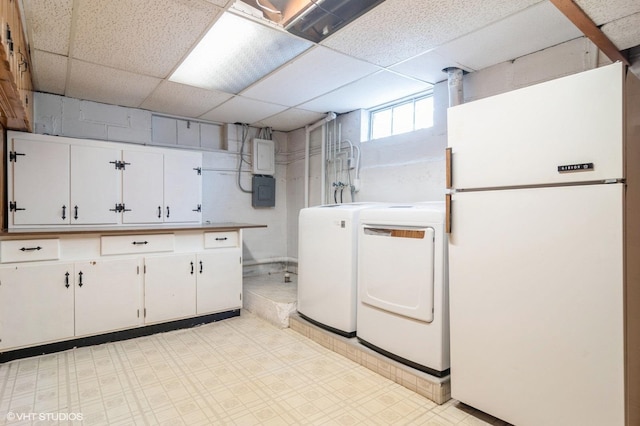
top-left (0, 239), bottom-right (60, 263)
top-left (101, 234), bottom-right (174, 255)
top-left (204, 231), bottom-right (238, 248)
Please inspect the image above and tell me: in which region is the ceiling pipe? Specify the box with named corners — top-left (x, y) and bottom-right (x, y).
top-left (443, 67), bottom-right (464, 107)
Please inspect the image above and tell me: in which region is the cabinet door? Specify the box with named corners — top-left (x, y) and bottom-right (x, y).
top-left (0, 263), bottom-right (74, 350)
top-left (74, 258), bottom-right (143, 336)
top-left (70, 145), bottom-right (121, 224)
top-left (196, 248), bottom-right (242, 314)
top-left (164, 151), bottom-right (202, 223)
top-left (122, 150), bottom-right (164, 224)
top-left (144, 254), bottom-right (196, 324)
top-left (10, 138), bottom-right (70, 226)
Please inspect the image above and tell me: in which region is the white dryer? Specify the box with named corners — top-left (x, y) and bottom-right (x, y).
top-left (297, 203), bottom-right (379, 337)
top-left (357, 203), bottom-right (449, 377)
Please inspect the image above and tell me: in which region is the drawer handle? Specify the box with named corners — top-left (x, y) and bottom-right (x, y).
top-left (132, 241), bottom-right (148, 246)
top-left (215, 237), bottom-right (228, 241)
top-left (20, 246), bottom-right (42, 252)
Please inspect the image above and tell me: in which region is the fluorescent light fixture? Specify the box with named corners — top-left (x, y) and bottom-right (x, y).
top-left (284, 0), bottom-right (387, 43)
top-left (170, 12), bottom-right (312, 94)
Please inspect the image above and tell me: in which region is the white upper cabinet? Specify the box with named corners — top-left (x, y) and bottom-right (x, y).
top-left (70, 145), bottom-right (121, 225)
top-left (122, 150), bottom-right (164, 224)
top-left (9, 138), bottom-right (70, 226)
top-left (164, 151), bottom-right (202, 223)
top-left (7, 132), bottom-right (203, 228)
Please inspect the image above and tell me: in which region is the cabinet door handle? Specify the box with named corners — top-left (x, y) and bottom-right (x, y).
top-left (74, 205), bottom-right (79, 220)
top-left (78, 271), bottom-right (83, 287)
top-left (166, 206), bottom-right (170, 218)
top-left (199, 260), bottom-right (203, 274)
top-left (62, 205), bottom-right (66, 220)
top-left (65, 272), bottom-right (70, 289)
top-left (157, 206), bottom-right (161, 218)
top-left (190, 261), bottom-right (194, 275)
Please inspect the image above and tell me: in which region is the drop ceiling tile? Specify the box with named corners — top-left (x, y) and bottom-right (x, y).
top-left (67, 60), bottom-right (161, 108)
top-left (141, 81), bottom-right (233, 118)
top-left (602, 13), bottom-right (640, 50)
top-left (241, 46), bottom-right (380, 106)
top-left (321, 0), bottom-right (542, 67)
top-left (199, 96), bottom-right (289, 124)
top-left (435, 1), bottom-right (583, 71)
top-left (391, 50), bottom-right (472, 84)
top-left (31, 50), bottom-right (68, 94)
top-left (22, 0), bottom-right (72, 55)
top-left (574, 0), bottom-right (640, 25)
top-left (299, 70), bottom-right (432, 114)
top-left (71, 0), bottom-right (222, 78)
top-left (254, 108), bottom-right (327, 132)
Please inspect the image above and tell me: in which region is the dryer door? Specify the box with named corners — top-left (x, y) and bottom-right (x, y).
top-left (359, 226), bottom-right (435, 322)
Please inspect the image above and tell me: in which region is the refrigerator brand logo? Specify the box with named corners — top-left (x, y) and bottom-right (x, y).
top-left (557, 163), bottom-right (594, 173)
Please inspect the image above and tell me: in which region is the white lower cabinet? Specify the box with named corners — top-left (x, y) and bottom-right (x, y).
top-left (74, 258), bottom-right (143, 337)
top-left (0, 230), bottom-right (243, 353)
top-left (143, 249), bottom-right (242, 322)
top-left (196, 249), bottom-right (242, 314)
top-left (0, 263), bottom-right (75, 350)
top-left (144, 253), bottom-right (197, 324)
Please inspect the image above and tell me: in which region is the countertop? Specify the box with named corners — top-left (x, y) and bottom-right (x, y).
top-left (0, 222), bottom-right (267, 238)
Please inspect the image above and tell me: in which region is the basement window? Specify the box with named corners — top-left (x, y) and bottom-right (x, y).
top-left (369, 93), bottom-right (434, 140)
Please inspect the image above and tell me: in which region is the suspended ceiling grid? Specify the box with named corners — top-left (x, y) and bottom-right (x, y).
top-left (21, 0), bottom-right (640, 132)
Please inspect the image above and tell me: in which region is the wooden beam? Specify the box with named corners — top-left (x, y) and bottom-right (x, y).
top-left (550, 0), bottom-right (629, 66)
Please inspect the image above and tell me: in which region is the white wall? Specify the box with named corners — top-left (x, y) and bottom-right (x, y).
top-left (32, 93), bottom-right (290, 273)
top-left (284, 36), bottom-right (612, 262)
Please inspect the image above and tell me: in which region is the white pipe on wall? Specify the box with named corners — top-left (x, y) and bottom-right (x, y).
top-left (443, 67), bottom-right (464, 107)
top-left (304, 112), bottom-right (336, 208)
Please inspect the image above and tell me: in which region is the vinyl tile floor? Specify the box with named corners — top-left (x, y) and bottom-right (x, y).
top-left (0, 311), bottom-right (505, 425)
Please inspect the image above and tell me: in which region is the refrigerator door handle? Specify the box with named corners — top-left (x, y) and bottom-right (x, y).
top-left (445, 194), bottom-right (452, 234)
top-left (446, 147), bottom-right (452, 189)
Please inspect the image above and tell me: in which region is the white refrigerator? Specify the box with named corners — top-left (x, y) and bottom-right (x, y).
top-left (446, 62), bottom-right (640, 426)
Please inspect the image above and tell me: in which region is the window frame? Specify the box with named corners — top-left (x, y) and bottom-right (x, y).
top-left (368, 91), bottom-right (434, 141)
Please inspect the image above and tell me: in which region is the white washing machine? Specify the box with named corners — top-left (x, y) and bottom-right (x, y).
top-left (357, 202), bottom-right (450, 377)
top-left (297, 203), bottom-right (380, 337)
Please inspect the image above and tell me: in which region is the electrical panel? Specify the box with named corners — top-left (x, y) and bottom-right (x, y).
top-left (252, 138), bottom-right (275, 176)
top-left (252, 175), bottom-right (275, 208)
